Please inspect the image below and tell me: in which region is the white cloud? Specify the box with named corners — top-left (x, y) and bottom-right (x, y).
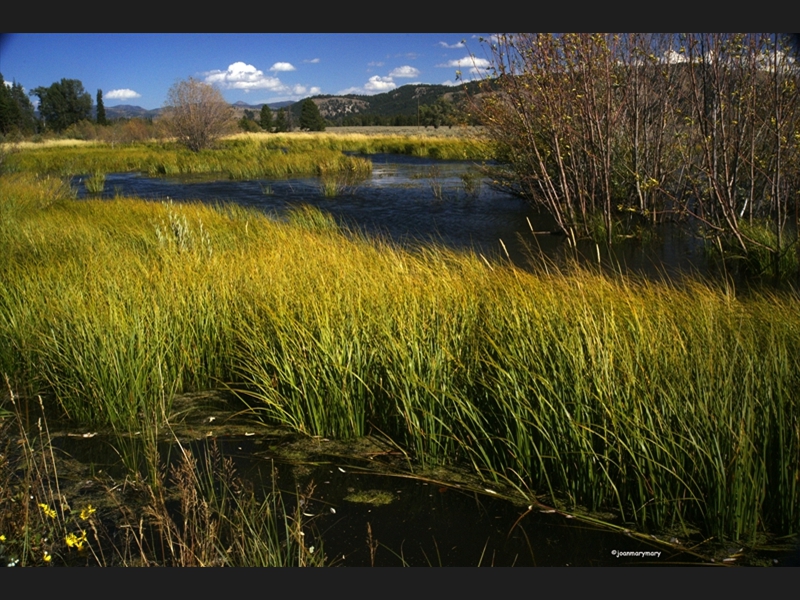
top-left (289, 84), bottom-right (322, 96)
top-left (364, 75), bottom-right (396, 92)
top-left (389, 65), bottom-right (420, 78)
top-left (439, 41), bottom-right (465, 49)
top-left (438, 56), bottom-right (491, 76)
top-left (338, 75), bottom-right (397, 96)
top-left (660, 50), bottom-right (688, 64)
top-left (204, 62), bottom-right (319, 99)
top-left (205, 62), bottom-right (284, 91)
top-left (439, 57), bottom-right (491, 69)
top-left (367, 61), bottom-right (385, 67)
top-left (304, 58), bottom-right (320, 63)
top-left (106, 89), bottom-right (142, 100)
top-left (270, 62), bottom-right (296, 72)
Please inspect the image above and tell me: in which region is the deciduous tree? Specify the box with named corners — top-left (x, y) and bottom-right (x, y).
top-left (31, 78), bottom-right (93, 133)
top-left (162, 77), bottom-right (234, 151)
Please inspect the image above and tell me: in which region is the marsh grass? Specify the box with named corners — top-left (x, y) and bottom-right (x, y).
top-left (712, 221), bottom-right (800, 283)
top-left (3, 139), bottom-right (373, 181)
top-left (2, 173), bottom-right (799, 544)
top-left (0, 377), bottom-right (324, 567)
top-left (4, 134), bottom-right (493, 181)
top-left (83, 172), bottom-right (106, 194)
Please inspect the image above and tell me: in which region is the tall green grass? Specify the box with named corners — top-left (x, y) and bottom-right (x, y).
top-left (2, 172), bottom-right (798, 544)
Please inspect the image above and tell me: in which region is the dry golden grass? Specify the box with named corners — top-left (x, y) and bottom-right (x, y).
top-left (2, 138), bottom-right (103, 151)
top-left (226, 126), bottom-right (488, 141)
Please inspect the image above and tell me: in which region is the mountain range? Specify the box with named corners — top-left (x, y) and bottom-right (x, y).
top-left (104, 82), bottom-right (483, 122)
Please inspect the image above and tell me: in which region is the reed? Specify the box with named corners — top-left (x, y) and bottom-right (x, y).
top-left (2, 172), bottom-right (798, 544)
top-left (83, 172), bottom-right (106, 194)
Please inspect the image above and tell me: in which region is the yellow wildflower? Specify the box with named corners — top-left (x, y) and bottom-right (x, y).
top-left (79, 505), bottom-right (96, 521)
top-left (43, 551), bottom-right (52, 563)
top-left (0, 534), bottom-right (6, 542)
top-left (65, 530), bottom-right (87, 551)
top-left (39, 503), bottom-right (57, 519)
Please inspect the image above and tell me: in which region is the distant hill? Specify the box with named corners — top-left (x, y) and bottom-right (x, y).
top-left (101, 81), bottom-right (486, 124)
top-left (310, 81), bottom-right (483, 120)
top-left (104, 105), bottom-right (162, 120)
top-left (104, 100), bottom-right (294, 122)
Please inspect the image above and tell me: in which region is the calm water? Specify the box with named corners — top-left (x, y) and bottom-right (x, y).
top-left (74, 153), bottom-right (710, 281)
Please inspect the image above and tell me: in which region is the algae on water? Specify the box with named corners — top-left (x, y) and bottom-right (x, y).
top-left (343, 489), bottom-right (395, 506)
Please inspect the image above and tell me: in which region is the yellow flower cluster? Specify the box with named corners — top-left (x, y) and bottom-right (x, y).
top-left (65, 530), bottom-right (87, 551)
top-left (39, 503), bottom-right (57, 519)
top-left (79, 505), bottom-right (96, 521)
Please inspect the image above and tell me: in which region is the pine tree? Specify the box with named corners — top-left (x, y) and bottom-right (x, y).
top-left (274, 108), bottom-right (288, 133)
top-left (260, 104), bottom-right (273, 132)
top-left (0, 73), bottom-right (37, 136)
top-left (299, 99), bottom-right (326, 131)
top-left (0, 73), bottom-right (13, 135)
top-left (96, 89), bottom-right (107, 126)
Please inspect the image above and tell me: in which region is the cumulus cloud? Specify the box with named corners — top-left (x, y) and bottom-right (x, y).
top-left (270, 62), bottom-right (296, 72)
top-left (660, 50), bottom-right (688, 64)
top-left (289, 84), bottom-right (321, 96)
top-left (438, 56), bottom-right (491, 75)
top-left (338, 75), bottom-right (397, 96)
top-left (106, 89), bottom-right (141, 100)
top-left (204, 61), bottom-right (319, 100)
top-left (364, 75), bottom-right (396, 92)
top-left (205, 62), bottom-right (284, 91)
top-left (389, 65), bottom-right (420, 78)
top-left (439, 41), bottom-right (465, 49)
top-left (439, 57), bottom-right (491, 69)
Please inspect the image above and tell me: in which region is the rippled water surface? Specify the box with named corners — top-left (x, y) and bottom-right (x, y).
top-left (75, 153), bottom-right (710, 279)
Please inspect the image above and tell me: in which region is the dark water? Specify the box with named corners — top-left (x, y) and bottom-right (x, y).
top-left (51, 429), bottom-right (714, 567)
top-left (73, 154), bottom-right (710, 281)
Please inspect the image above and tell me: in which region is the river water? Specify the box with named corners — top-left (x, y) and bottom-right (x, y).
top-left (74, 153), bottom-right (710, 281)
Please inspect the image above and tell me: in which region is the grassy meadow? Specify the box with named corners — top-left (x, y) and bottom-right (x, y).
top-left (2, 163), bottom-right (799, 549)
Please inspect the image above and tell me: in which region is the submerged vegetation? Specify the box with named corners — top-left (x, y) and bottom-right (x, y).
top-left (1, 172), bottom-right (798, 550)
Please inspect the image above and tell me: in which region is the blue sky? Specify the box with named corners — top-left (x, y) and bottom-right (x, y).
top-left (0, 34), bottom-right (494, 109)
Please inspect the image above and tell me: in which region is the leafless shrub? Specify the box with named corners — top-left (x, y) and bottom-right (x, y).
top-left (471, 33), bottom-right (800, 270)
top-left (161, 77), bottom-right (235, 152)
